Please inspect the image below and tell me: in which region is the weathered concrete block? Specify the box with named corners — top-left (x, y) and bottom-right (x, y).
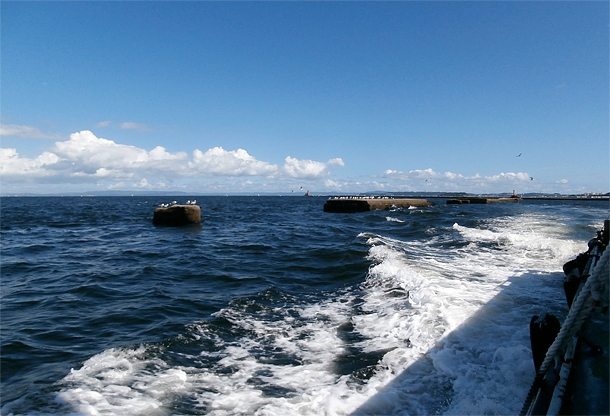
top-left (324, 198), bottom-right (434, 213)
top-left (153, 205), bottom-right (201, 226)
top-left (446, 197), bottom-right (522, 204)
top-left (324, 199), bottom-right (372, 213)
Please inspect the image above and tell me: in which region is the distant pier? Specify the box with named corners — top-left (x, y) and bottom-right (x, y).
top-left (324, 197), bottom-right (435, 213)
top-left (446, 197), bottom-right (522, 204)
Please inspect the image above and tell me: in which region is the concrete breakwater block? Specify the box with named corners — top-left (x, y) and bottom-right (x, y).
top-left (447, 197), bottom-right (522, 204)
top-left (153, 205), bottom-right (201, 226)
top-left (324, 198), bottom-right (434, 213)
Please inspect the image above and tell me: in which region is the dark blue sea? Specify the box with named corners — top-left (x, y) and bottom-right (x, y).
top-left (1, 196), bottom-right (607, 415)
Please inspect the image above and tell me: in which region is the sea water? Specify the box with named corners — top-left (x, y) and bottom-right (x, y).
top-left (1, 196), bottom-right (607, 415)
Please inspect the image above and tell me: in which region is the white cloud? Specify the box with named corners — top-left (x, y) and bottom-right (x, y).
top-left (324, 179), bottom-right (342, 189)
top-left (95, 121), bottom-right (112, 128)
top-left (0, 148), bottom-right (62, 179)
top-left (2, 132), bottom-right (597, 195)
top-left (381, 168), bottom-right (533, 193)
top-left (0, 124), bottom-right (65, 140)
top-left (107, 182), bottom-right (126, 190)
top-left (328, 158), bottom-right (345, 167)
top-left (120, 122), bottom-right (150, 131)
top-left (282, 156), bottom-right (344, 179)
top-left (0, 131), bottom-right (345, 191)
top-left (189, 147), bottom-right (277, 177)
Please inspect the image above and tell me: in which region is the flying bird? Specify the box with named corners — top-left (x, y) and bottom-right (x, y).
top-left (516, 153), bottom-right (522, 157)
top-left (530, 177), bottom-right (534, 181)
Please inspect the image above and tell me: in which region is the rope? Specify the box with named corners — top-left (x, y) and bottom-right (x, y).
top-left (520, 246), bottom-right (609, 416)
top-left (589, 249), bottom-right (609, 309)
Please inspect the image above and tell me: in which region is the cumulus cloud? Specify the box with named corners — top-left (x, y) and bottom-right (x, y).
top-left (283, 156), bottom-right (345, 179)
top-left (0, 124), bottom-right (65, 140)
top-left (0, 131), bottom-right (345, 190)
top-left (189, 147), bottom-right (277, 177)
top-left (47, 131), bottom-right (188, 180)
top-left (0, 148), bottom-right (62, 179)
top-left (382, 168), bottom-right (532, 192)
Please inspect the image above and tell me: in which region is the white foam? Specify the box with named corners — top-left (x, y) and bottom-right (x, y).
top-left (385, 216), bottom-right (405, 223)
top-left (349, 214), bottom-right (579, 415)
top-left (45, 211), bottom-right (593, 416)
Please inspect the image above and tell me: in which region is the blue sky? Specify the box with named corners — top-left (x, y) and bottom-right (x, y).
top-left (2, 1), bottom-right (608, 195)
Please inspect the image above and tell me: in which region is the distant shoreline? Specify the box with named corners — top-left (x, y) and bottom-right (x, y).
top-left (1, 193), bottom-right (608, 201)
top-left (427, 196), bottom-right (609, 201)
top-left (520, 196), bottom-right (609, 201)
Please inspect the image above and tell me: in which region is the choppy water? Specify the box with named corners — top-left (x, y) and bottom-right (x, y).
top-left (1, 196), bottom-right (607, 415)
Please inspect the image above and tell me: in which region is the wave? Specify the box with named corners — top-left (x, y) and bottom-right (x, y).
top-left (3, 198), bottom-right (604, 416)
